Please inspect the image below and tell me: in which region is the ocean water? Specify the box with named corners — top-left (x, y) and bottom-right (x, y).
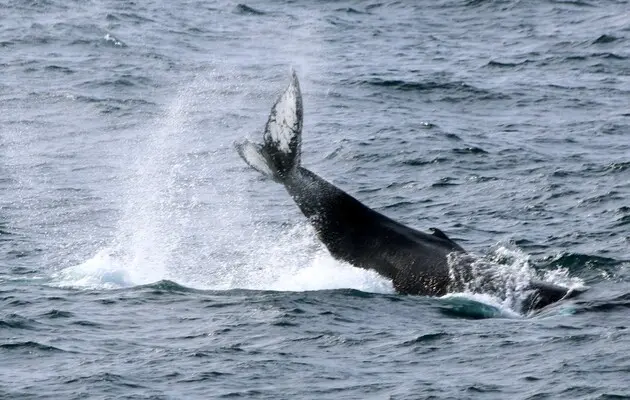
top-left (1, 0), bottom-right (629, 398)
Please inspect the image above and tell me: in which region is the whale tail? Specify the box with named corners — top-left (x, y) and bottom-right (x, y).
top-left (235, 71), bottom-right (303, 183)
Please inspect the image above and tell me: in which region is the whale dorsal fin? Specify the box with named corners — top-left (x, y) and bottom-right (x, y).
top-left (429, 227), bottom-right (452, 241)
top-left (429, 227), bottom-right (466, 252)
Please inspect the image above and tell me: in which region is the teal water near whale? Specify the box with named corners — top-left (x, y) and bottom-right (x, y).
top-left (1, 0), bottom-right (629, 398)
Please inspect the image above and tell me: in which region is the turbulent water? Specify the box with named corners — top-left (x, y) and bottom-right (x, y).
top-left (1, 0), bottom-right (629, 398)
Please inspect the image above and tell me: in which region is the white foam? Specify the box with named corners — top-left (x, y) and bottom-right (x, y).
top-left (264, 74), bottom-right (301, 153)
top-left (53, 249), bottom-right (136, 289)
top-left (103, 33), bottom-right (125, 47)
top-left (541, 267), bottom-right (586, 289)
top-left (268, 252), bottom-right (394, 293)
top-left (173, 222), bottom-right (394, 294)
top-left (447, 244), bottom-right (586, 314)
top-left (55, 192), bottom-right (394, 293)
top-left (56, 240), bottom-right (393, 294)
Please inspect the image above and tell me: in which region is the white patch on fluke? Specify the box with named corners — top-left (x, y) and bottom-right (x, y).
top-left (235, 140), bottom-right (274, 178)
top-left (263, 72), bottom-right (302, 154)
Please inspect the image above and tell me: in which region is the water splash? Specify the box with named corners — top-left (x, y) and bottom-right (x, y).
top-left (204, 223), bottom-right (393, 293)
top-left (53, 249), bottom-right (134, 289)
top-left (51, 70), bottom-right (392, 293)
top-left (56, 220), bottom-right (393, 294)
top-left (53, 76), bottom-right (200, 289)
top-left (446, 244), bottom-right (585, 315)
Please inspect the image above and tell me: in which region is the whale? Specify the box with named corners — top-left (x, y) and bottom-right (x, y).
top-left (235, 72), bottom-right (582, 312)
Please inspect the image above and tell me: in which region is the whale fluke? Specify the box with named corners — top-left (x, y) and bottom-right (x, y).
top-left (235, 71), bottom-right (302, 183)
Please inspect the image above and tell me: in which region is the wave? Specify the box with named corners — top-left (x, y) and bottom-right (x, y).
top-left (40, 309), bottom-right (74, 319)
top-left (593, 34), bottom-right (619, 45)
top-left (234, 4), bottom-right (266, 16)
top-left (486, 60), bottom-right (532, 68)
top-left (102, 33), bottom-right (126, 47)
top-left (360, 78), bottom-right (508, 100)
top-left (0, 341), bottom-right (69, 353)
top-left (0, 313), bottom-right (39, 330)
top-left (573, 292), bottom-right (630, 314)
top-left (452, 146), bottom-right (489, 155)
top-left (401, 156), bottom-right (450, 166)
top-left (334, 7), bottom-right (370, 15)
top-left (397, 332), bottom-right (450, 346)
top-left (564, 52), bottom-right (627, 61)
top-left (439, 293), bottom-right (520, 319)
top-left (548, 0), bottom-right (595, 7)
top-left (63, 372), bottom-right (146, 389)
top-left (139, 279), bottom-right (196, 293)
top-left (541, 252), bottom-right (626, 279)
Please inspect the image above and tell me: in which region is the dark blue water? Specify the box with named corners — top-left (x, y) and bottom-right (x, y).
top-left (1, 0), bottom-right (629, 398)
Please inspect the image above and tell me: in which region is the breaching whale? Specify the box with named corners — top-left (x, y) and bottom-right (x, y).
top-left (235, 72), bottom-right (582, 312)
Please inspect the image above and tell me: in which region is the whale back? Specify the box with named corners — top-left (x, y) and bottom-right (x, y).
top-left (286, 167), bottom-right (462, 295)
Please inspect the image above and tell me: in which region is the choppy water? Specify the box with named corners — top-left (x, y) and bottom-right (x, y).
top-left (1, 0), bottom-right (629, 398)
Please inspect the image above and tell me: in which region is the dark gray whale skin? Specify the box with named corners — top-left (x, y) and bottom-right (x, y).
top-left (235, 72), bottom-right (583, 312)
top-left (285, 167), bottom-right (462, 296)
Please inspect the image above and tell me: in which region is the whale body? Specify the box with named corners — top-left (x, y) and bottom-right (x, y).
top-left (235, 72), bottom-right (582, 312)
